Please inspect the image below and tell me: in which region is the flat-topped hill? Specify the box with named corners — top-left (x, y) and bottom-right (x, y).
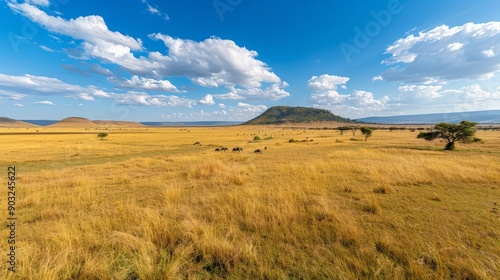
top-left (93, 120), bottom-right (144, 127)
top-left (243, 106), bottom-right (356, 125)
top-left (50, 117), bottom-right (97, 127)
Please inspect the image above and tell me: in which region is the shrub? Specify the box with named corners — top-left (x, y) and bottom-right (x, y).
top-left (98, 133), bottom-right (108, 140)
top-left (362, 196), bottom-right (381, 214)
top-left (373, 185), bottom-right (393, 194)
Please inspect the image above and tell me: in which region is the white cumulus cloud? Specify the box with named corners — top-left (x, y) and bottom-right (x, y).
top-left (101, 91), bottom-right (198, 107)
top-left (215, 82), bottom-right (290, 101)
top-left (381, 22), bottom-right (500, 83)
top-left (308, 74), bottom-right (349, 92)
top-left (237, 102), bottom-right (268, 113)
top-left (482, 49), bottom-right (496, 58)
top-left (309, 74), bottom-right (389, 117)
top-left (398, 85), bottom-right (443, 99)
top-left (35, 100), bottom-right (55, 105)
top-left (0, 73), bottom-right (95, 100)
top-left (0, 73), bottom-right (203, 107)
top-left (7, 3), bottom-right (285, 96)
top-left (8, 2), bottom-right (143, 58)
top-left (394, 83), bottom-right (500, 113)
top-left (198, 94), bottom-right (216, 105)
top-left (150, 34), bottom-right (282, 88)
top-left (109, 75), bottom-right (178, 92)
top-left (446, 42), bottom-right (463, 52)
top-left (311, 90), bottom-right (389, 112)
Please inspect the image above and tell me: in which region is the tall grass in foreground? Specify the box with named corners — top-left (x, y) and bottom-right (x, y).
top-left (0, 128), bottom-right (498, 279)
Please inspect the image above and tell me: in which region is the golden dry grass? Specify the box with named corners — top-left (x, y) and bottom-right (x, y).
top-left (0, 126), bottom-right (499, 279)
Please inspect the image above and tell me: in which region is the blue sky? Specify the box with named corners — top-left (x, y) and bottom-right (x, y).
top-left (1, 0), bottom-right (499, 121)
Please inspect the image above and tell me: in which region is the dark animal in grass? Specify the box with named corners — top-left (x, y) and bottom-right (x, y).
top-left (232, 147), bottom-right (243, 152)
top-left (193, 141), bottom-right (201, 146)
top-left (254, 149), bottom-right (262, 154)
top-left (215, 147), bottom-right (228, 152)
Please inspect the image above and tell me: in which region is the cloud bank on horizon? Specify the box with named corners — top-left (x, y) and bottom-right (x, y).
top-left (1, 0), bottom-right (499, 121)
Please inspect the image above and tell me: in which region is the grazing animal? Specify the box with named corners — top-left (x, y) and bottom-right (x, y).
top-left (221, 147), bottom-right (228, 151)
top-left (264, 147), bottom-right (267, 150)
top-left (232, 147), bottom-right (243, 152)
top-left (194, 141), bottom-right (201, 146)
top-left (215, 148), bottom-right (221, 151)
top-left (254, 149), bottom-right (262, 154)
top-left (215, 147), bottom-right (228, 152)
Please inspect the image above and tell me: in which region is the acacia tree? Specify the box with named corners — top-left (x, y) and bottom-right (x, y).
top-left (360, 127), bottom-right (373, 141)
top-left (417, 121), bottom-right (477, 150)
top-left (98, 132), bottom-right (108, 140)
top-left (351, 127), bottom-right (358, 137)
top-left (338, 126), bottom-right (350, 135)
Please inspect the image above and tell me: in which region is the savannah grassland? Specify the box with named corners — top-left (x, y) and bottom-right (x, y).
top-left (0, 125), bottom-right (499, 279)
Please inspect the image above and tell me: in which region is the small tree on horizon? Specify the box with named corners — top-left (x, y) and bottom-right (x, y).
top-left (98, 132), bottom-right (108, 141)
top-left (351, 127), bottom-right (358, 137)
top-left (360, 127), bottom-right (373, 141)
top-left (417, 121), bottom-right (477, 150)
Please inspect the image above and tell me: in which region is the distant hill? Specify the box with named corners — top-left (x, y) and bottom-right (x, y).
top-left (0, 117), bottom-right (38, 127)
top-left (46, 117), bottom-right (144, 127)
top-left (141, 121), bottom-right (241, 127)
top-left (359, 110), bottom-right (500, 124)
top-left (243, 106), bottom-right (356, 125)
top-left (49, 117), bottom-right (97, 127)
top-left (93, 120), bottom-right (144, 127)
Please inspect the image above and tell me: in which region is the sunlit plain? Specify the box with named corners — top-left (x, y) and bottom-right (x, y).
top-left (0, 125), bottom-right (499, 279)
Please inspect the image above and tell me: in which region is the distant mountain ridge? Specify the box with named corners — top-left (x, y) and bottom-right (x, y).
top-left (358, 110), bottom-right (500, 124)
top-left (243, 106), bottom-right (356, 125)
